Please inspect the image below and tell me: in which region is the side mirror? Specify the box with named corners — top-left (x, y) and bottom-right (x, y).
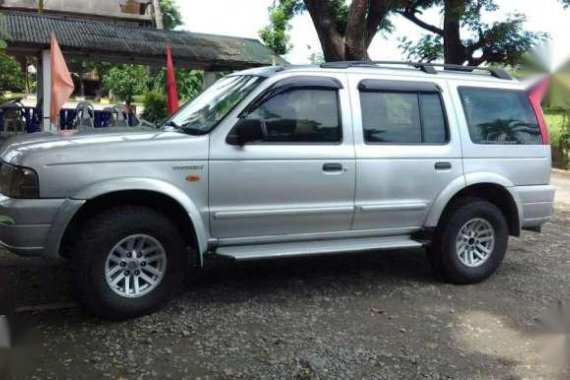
top-left (226, 119), bottom-right (265, 146)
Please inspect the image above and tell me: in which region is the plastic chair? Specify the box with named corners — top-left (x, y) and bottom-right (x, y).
top-left (73, 102), bottom-right (95, 130)
top-left (1, 100), bottom-right (26, 136)
top-left (103, 105), bottom-right (129, 128)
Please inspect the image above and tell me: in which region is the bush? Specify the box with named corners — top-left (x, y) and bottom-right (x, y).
top-left (141, 91), bottom-right (168, 124)
top-left (558, 111), bottom-right (570, 169)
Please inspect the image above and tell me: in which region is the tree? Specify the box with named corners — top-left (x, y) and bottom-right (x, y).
top-left (260, 0), bottom-right (397, 61)
top-left (0, 53), bottom-right (26, 92)
top-left (159, 0), bottom-right (183, 30)
top-left (151, 68), bottom-right (203, 101)
top-left (102, 65), bottom-right (148, 105)
top-left (397, 0), bottom-right (546, 66)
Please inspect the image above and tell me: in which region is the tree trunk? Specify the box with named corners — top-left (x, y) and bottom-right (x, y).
top-left (304, 0), bottom-right (392, 61)
top-left (443, 0), bottom-right (466, 64)
top-left (304, 0), bottom-right (345, 61)
top-left (344, 0), bottom-right (369, 60)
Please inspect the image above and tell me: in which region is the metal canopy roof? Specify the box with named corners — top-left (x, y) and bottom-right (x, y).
top-left (0, 11), bottom-right (286, 70)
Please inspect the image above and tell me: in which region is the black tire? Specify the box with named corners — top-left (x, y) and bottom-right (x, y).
top-left (427, 197), bottom-right (509, 284)
top-left (70, 206), bottom-right (187, 320)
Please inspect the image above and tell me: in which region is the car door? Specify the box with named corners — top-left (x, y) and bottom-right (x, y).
top-left (208, 73), bottom-right (356, 240)
top-left (349, 75), bottom-right (463, 233)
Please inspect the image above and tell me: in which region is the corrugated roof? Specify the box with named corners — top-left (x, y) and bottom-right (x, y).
top-left (0, 11), bottom-right (287, 70)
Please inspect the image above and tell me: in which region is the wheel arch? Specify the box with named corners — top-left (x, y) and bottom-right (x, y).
top-left (59, 178), bottom-right (209, 263)
top-left (426, 174), bottom-right (522, 237)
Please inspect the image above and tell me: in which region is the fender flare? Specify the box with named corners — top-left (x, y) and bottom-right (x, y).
top-left (69, 177), bottom-right (210, 256)
top-left (424, 172), bottom-right (522, 229)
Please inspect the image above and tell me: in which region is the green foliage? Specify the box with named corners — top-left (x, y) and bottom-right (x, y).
top-left (160, 0), bottom-right (183, 30)
top-left (150, 68), bottom-right (203, 102)
top-left (398, 0), bottom-right (547, 66)
top-left (259, 0), bottom-right (303, 55)
top-left (0, 53), bottom-right (25, 92)
top-left (141, 91), bottom-right (168, 124)
top-left (102, 65), bottom-right (149, 104)
top-left (558, 111), bottom-right (570, 169)
top-left (399, 35), bottom-right (442, 62)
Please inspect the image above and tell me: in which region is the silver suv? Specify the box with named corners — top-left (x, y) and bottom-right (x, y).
top-left (0, 62), bottom-right (554, 319)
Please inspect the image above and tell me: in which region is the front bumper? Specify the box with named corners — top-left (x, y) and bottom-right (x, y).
top-left (0, 195), bottom-right (83, 257)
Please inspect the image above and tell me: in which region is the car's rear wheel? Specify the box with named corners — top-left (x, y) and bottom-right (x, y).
top-left (70, 206), bottom-right (186, 320)
top-left (427, 197), bottom-right (509, 284)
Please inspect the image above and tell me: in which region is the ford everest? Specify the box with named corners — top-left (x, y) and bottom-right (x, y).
top-left (0, 62), bottom-right (554, 319)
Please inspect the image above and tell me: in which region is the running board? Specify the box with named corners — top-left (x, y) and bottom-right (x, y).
top-left (215, 236), bottom-right (423, 261)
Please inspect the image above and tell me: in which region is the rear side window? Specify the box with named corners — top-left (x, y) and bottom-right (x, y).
top-left (360, 88), bottom-right (448, 144)
top-left (459, 87), bottom-right (541, 145)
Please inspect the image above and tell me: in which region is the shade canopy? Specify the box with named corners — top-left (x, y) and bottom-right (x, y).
top-left (0, 11), bottom-right (286, 70)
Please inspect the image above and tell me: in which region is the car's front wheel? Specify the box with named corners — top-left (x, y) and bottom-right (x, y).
top-left (70, 206), bottom-right (186, 320)
top-left (427, 197), bottom-right (509, 284)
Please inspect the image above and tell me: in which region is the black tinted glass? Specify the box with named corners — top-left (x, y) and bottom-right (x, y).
top-left (246, 88), bottom-right (341, 143)
top-left (420, 93), bottom-right (447, 144)
top-left (459, 88), bottom-right (541, 145)
top-left (361, 92), bottom-right (422, 143)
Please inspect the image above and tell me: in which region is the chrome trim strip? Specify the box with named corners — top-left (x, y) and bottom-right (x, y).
top-left (357, 202), bottom-right (428, 212)
top-left (0, 239), bottom-right (44, 255)
top-left (213, 206), bottom-right (354, 220)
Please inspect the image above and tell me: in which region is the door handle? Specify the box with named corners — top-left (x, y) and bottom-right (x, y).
top-left (323, 163), bottom-right (343, 172)
top-left (435, 162), bottom-right (452, 171)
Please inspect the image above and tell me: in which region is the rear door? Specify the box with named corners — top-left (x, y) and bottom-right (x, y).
top-left (349, 74), bottom-right (463, 232)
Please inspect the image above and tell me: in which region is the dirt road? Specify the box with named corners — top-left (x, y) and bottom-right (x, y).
top-left (1, 173), bottom-right (570, 379)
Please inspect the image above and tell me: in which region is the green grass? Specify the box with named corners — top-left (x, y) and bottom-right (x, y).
top-left (545, 113), bottom-right (566, 147)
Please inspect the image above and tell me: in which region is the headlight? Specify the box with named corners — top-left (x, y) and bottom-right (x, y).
top-left (0, 162), bottom-right (39, 199)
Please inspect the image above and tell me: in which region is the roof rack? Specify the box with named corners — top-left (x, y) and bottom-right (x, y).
top-left (319, 61), bottom-right (512, 80)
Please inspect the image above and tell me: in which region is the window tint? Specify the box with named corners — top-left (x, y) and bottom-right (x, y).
top-left (244, 88), bottom-right (341, 143)
top-left (360, 91), bottom-right (447, 144)
top-left (459, 87), bottom-right (541, 145)
top-left (420, 93), bottom-right (447, 144)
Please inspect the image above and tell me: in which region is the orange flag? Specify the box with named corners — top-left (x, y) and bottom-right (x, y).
top-left (50, 33), bottom-right (75, 125)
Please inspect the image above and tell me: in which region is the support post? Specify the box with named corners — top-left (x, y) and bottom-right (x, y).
top-left (203, 71), bottom-right (216, 90)
top-left (152, 0), bottom-right (164, 30)
top-left (40, 49), bottom-right (52, 132)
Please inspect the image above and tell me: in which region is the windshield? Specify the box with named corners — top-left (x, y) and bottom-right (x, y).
top-left (167, 75), bottom-right (265, 134)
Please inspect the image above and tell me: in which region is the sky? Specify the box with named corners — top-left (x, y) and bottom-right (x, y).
top-left (174, 0), bottom-right (570, 71)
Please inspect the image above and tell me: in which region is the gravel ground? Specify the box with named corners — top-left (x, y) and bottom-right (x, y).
top-left (1, 174), bottom-right (570, 379)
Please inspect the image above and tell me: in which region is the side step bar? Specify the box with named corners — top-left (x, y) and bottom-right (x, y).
top-left (215, 236), bottom-right (423, 261)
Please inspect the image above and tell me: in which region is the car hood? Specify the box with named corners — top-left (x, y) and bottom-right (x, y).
top-left (0, 127), bottom-right (209, 167)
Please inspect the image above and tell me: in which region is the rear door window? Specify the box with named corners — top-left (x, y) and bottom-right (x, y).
top-left (359, 83), bottom-right (448, 144)
top-left (458, 87), bottom-right (541, 145)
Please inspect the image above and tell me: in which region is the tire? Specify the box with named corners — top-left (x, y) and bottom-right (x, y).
top-left (427, 197), bottom-right (509, 284)
top-left (70, 206), bottom-right (187, 320)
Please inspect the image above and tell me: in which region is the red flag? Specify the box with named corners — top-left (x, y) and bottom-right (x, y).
top-left (166, 42), bottom-right (179, 115)
top-left (50, 33), bottom-right (75, 125)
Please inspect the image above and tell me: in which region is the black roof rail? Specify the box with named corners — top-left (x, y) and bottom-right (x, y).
top-left (319, 61), bottom-right (512, 80)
